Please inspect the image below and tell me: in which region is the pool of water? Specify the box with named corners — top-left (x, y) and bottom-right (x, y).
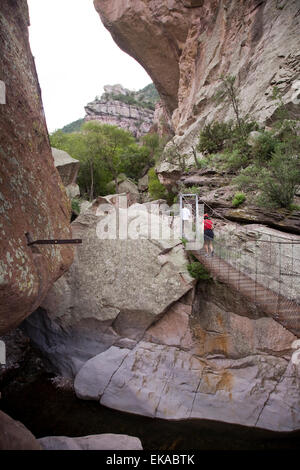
top-left (1, 373), bottom-right (300, 450)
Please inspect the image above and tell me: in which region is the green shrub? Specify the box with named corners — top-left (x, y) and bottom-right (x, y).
top-left (234, 164), bottom-right (261, 192)
top-left (197, 157), bottom-right (209, 168)
top-left (236, 146), bottom-right (300, 209)
top-left (148, 167), bottom-right (168, 200)
top-left (274, 120), bottom-right (300, 142)
top-left (289, 203), bottom-right (300, 211)
top-left (188, 186), bottom-right (201, 195)
top-left (222, 148), bottom-right (249, 172)
top-left (164, 144), bottom-right (187, 171)
top-left (232, 192), bottom-right (246, 207)
top-left (71, 199), bottom-right (80, 215)
top-left (256, 148), bottom-right (300, 208)
top-left (180, 237), bottom-right (188, 248)
top-left (198, 121), bottom-right (233, 154)
top-left (251, 131), bottom-right (278, 162)
top-left (187, 262), bottom-right (211, 280)
top-left (197, 119), bottom-right (255, 171)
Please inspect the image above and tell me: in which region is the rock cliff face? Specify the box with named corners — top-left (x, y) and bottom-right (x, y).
top-left (84, 84), bottom-right (155, 138)
top-left (0, 0), bottom-right (74, 334)
top-left (3, 0), bottom-right (299, 435)
top-left (22, 197), bottom-right (300, 431)
top-left (22, 197), bottom-right (195, 376)
top-left (94, 0), bottom-right (300, 150)
top-left (0, 410), bottom-right (41, 450)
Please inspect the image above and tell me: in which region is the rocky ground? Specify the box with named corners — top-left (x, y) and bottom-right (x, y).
top-left (20, 196), bottom-right (300, 432)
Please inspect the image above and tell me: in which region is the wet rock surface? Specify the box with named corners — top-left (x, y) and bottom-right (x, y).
top-left (1, 373), bottom-right (300, 450)
top-left (38, 433), bottom-right (143, 450)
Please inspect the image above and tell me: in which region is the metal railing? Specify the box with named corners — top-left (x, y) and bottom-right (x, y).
top-left (193, 201), bottom-right (300, 336)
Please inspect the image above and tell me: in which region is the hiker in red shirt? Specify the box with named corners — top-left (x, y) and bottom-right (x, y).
top-left (204, 214), bottom-right (214, 257)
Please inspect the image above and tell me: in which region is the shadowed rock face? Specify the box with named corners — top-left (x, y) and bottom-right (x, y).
top-left (94, 0), bottom-right (190, 114)
top-left (52, 148), bottom-right (80, 187)
top-left (0, 0), bottom-right (74, 334)
top-left (94, 0), bottom-right (300, 149)
top-left (0, 410), bottom-right (41, 450)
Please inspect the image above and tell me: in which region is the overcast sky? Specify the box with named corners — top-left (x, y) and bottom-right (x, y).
top-left (27, 0), bottom-right (152, 133)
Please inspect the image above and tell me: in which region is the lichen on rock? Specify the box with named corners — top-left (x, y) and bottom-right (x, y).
top-left (0, 0), bottom-right (74, 334)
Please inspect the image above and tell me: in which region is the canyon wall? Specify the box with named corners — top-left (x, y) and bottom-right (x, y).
top-left (22, 198), bottom-right (300, 431)
top-left (94, 0), bottom-right (300, 151)
top-left (0, 0), bottom-right (74, 334)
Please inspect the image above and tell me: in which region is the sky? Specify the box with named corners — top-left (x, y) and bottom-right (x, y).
top-left (27, 0), bottom-right (152, 133)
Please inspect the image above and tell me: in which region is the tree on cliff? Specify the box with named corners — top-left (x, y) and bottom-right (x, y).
top-left (214, 75), bottom-right (245, 136)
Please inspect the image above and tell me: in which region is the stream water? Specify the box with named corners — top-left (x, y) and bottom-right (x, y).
top-left (1, 372), bottom-right (300, 451)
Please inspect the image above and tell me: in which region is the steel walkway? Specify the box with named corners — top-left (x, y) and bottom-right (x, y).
top-left (190, 248), bottom-right (300, 337)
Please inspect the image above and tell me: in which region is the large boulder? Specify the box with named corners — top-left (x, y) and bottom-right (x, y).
top-left (38, 433), bottom-right (142, 450)
top-left (0, 0), bottom-right (73, 334)
top-left (118, 179), bottom-right (140, 202)
top-left (22, 197), bottom-right (194, 376)
top-left (51, 147), bottom-right (80, 187)
top-left (106, 175), bottom-right (140, 203)
top-left (0, 410), bottom-right (41, 450)
top-left (73, 279), bottom-right (300, 431)
top-left (74, 338), bottom-right (299, 431)
top-left (215, 224), bottom-right (300, 304)
top-left (71, 244), bottom-right (300, 431)
top-left (52, 147), bottom-right (80, 200)
top-left (138, 174), bottom-right (149, 192)
top-left (21, 197), bottom-right (300, 431)
top-left (65, 183), bottom-right (80, 200)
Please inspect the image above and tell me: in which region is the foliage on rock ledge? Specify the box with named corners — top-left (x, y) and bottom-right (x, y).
top-left (187, 260), bottom-right (211, 281)
top-left (196, 79), bottom-right (300, 209)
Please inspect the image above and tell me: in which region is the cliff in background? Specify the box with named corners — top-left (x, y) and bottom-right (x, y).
top-left (94, 0), bottom-right (300, 151)
top-left (84, 83), bottom-right (159, 138)
top-left (94, 0), bottom-right (300, 235)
